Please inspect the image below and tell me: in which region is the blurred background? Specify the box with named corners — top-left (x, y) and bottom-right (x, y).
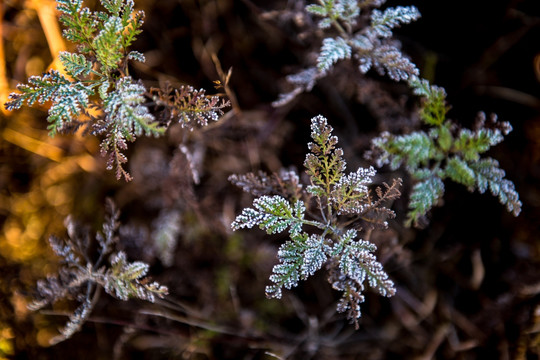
top-left (1, 0), bottom-right (539, 359)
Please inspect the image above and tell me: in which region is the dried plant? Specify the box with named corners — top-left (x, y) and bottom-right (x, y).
top-left (29, 199), bottom-right (167, 344)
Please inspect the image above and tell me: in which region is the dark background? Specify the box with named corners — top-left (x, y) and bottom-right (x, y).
top-left (1, 0), bottom-right (539, 359)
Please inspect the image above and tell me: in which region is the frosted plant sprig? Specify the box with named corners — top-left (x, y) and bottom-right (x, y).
top-left (231, 115), bottom-right (401, 328)
top-left (28, 199), bottom-right (168, 345)
top-left (369, 77), bottom-right (522, 226)
top-left (4, 0), bottom-right (162, 180)
top-left (274, 0), bottom-right (420, 106)
top-left (4, 0), bottom-right (229, 181)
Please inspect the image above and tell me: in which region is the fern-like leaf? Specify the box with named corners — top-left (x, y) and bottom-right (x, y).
top-left (93, 16), bottom-right (124, 71)
top-left (406, 175), bottom-right (445, 227)
top-left (331, 167), bottom-right (376, 215)
top-left (29, 199), bottom-right (168, 344)
top-left (95, 77), bottom-right (164, 180)
top-left (4, 70), bottom-right (93, 136)
top-left (469, 158), bottom-right (522, 216)
top-left (265, 233), bottom-right (330, 299)
top-left (305, 115), bottom-right (346, 193)
top-left (59, 52), bottom-right (94, 78)
top-left (105, 251), bottom-right (168, 302)
top-left (265, 233), bottom-right (309, 299)
top-left (369, 6), bottom-right (421, 38)
top-left (232, 195), bottom-right (306, 236)
top-left (317, 37), bottom-right (352, 72)
top-left (232, 115), bottom-right (400, 326)
top-left (56, 0), bottom-right (96, 50)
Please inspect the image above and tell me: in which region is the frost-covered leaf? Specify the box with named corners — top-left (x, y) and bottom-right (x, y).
top-left (470, 158), bottom-right (522, 216)
top-left (231, 195), bottom-right (306, 236)
top-left (305, 115), bottom-right (346, 191)
top-left (331, 167), bottom-right (376, 214)
top-left (301, 234), bottom-right (330, 278)
top-left (370, 44), bottom-right (419, 81)
top-left (330, 229), bottom-right (395, 327)
top-left (56, 0), bottom-right (96, 48)
top-left (266, 233), bottom-right (330, 299)
top-left (93, 16), bottom-right (123, 70)
top-left (95, 76), bottom-right (163, 181)
top-left (51, 299), bottom-right (93, 345)
top-left (455, 128), bottom-right (504, 161)
top-left (369, 6), bottom-right (421, 38)
top-left (4, 70), bottom-right (93, 136)
top-left (151, 85), bottom-right (229, 129)
top-left (127, 50), bottom-right (146, 63)
top-left (406, 176), bottom-right (445, 227)
top-left (445, 156), bottom-right (476, 189)
top-left (105, 251), bottom-right (168, 302)
top-left (265, 233), bottom-right (307, 299)
top-left (59, 52), bottom-right (93, 78)
top-left (372, 131), bottom-right (435, 171)
top-left (28, 199), bottom-right (168, 344)
top-left (317, 37), bottom-right (352, 72)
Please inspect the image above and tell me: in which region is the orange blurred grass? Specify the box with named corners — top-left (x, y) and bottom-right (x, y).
top-left (1, 0), bottom-right (68, 116)
top-left (0, 2), bottom-right (8, 115)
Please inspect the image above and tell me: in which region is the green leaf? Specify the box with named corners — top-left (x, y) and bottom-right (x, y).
top-left (436, 123), bottom-right (453, 152)
top-left (4, 70), bottom-right (93, 136)
top-left (231, 195), bottom-right (306, 236)
top-left (408, 77), bottom-right (448, 126)
top-left (93, 16), bottom-right (124, 71)
top-left (101, 0), bottom-right (124, 15)
top-left (304, 115), bottom-right (346, 193)
top-left (454, 128), bottom-right (504, 161)
top-left (406, 176), bottom-right (445, 227)
top-left (384, 131), bottom-right (435, 170)
top-left (121, 9), bottom-right (144, 49)
top-left (96, 76), bottom-right (162, 180)
top-left (59, 52), bottom-right (93, 78)
top-left (265, 233), bottom-right (309, 299)
top-left (444, 156), bottom-right (476, 189)
top-left (305, 4), bottom-right (328, 17)
top-left (57, 0), bottom-right (96, 48)
top-left (317, 37), bottom-right (352, 72)
top-left (105, 251), bottom-right (167, 302)
top-left (469, 158), bottom-right (522, 216)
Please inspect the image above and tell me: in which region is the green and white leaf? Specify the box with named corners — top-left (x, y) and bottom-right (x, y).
top-left (231, 195), bottom-right (306, 236)
top-left (59, 52), bottom-right (94, 78)
top-left (317, 37), bottom-right (352, 72)
top-left (406, 176), bottom-right (445, 226)
top-left (469, 158), bottom-right (522, 216)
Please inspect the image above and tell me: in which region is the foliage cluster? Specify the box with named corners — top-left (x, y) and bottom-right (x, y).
top-left (232, 115), bottom-right (401, 327)
top-left (369, 77), bottom-right (522, 226)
